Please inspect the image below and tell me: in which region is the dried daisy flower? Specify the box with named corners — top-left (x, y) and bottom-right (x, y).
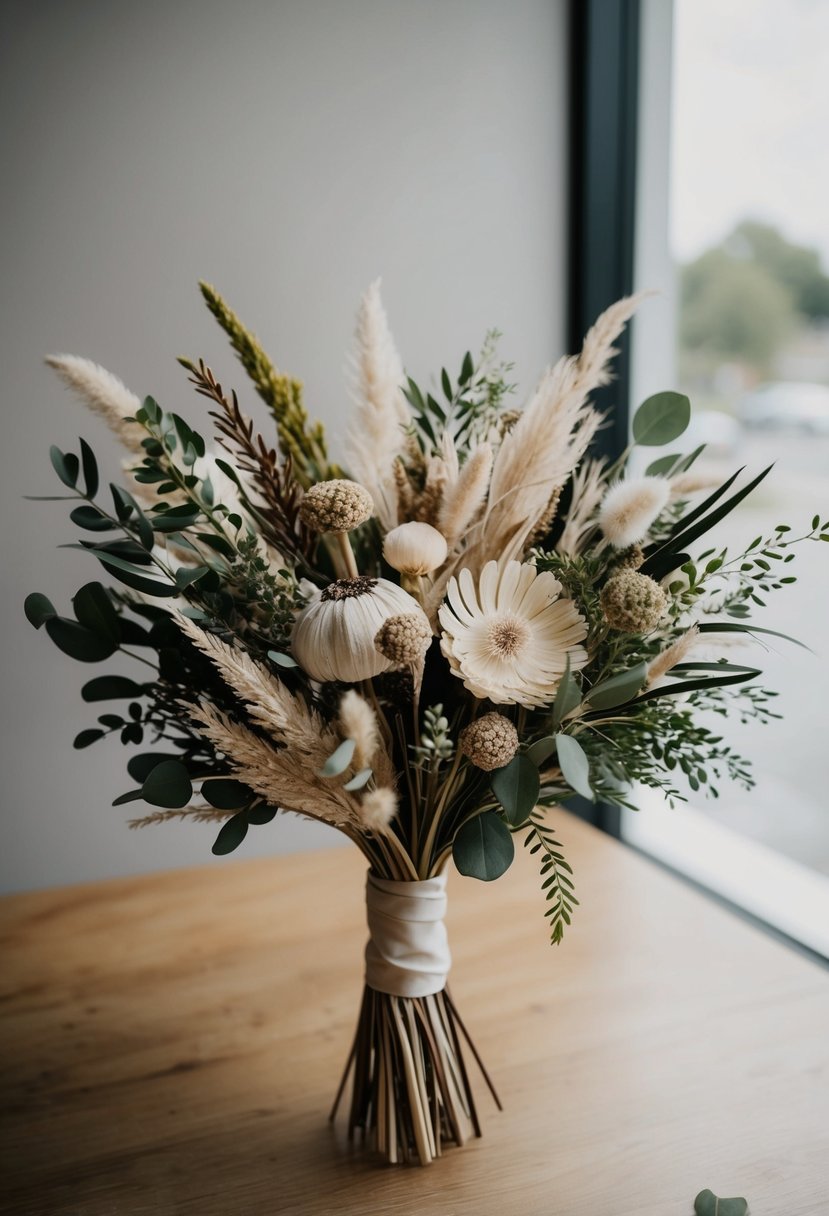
top-left (438, 560), bottom-right (588, 708)
top-left (375, 612), bottom-right (432, 664)
top-left (291, 576), bottom-right (421, 683)
top-left (598, 476), bottom-right (670, 548)
top-left (384, 521), bottom-right (448, 576)
top-left (459, 713), bottom-right (519, 772)
top-left (299, 479), bottom-right (373, 534)
top-left (601, 568), bottom-right (667, 633)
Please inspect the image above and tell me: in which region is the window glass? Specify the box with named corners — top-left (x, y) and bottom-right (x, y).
top-left (668, 0), bottom-right (829, 875)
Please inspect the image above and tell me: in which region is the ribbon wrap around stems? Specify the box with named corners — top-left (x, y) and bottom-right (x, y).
top-left (364, 871), bottom-right (451, 998)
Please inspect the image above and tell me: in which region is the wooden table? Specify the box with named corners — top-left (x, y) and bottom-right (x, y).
top-left (1, 815), bottom-right (827, 1215)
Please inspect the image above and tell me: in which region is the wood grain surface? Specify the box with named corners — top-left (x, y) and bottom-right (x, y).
top-left (1, 813), bottom-right (827, 1216)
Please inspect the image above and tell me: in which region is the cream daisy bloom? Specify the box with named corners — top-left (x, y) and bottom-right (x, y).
top-left (438, 560), bottom-right (588, 707)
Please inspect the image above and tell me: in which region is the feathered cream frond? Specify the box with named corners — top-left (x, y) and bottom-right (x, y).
top-left (556, 458), bottom-right (608, 556)
top-left (598, 475), bottom-right (670, 548)
top-left (462, 294), bottom-right (643, 573)
top-left (46, 354), bottom-right (145, 454)
top-left (339, 690), bottom-right (381, 771)
top-left (438, 442), bottom-right (492, 550)
top-left (645, 625), bottom-right (700, 687)
top-left (176, 615), bottom-right (338, 766)
top-left (186, 700), bottom-right (362, 829)
top-left (344, 279), bottom-right (410, 531)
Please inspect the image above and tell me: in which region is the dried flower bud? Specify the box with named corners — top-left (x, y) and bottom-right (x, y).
top-left (598, 476), bottom-right (670, 548)
top-left (291, 576), bottom-right (421, 683)
top-left (600, 568), bottom-right (667, 633)
top-left (459, 712), bottom-right (519, 772)
top-left (616, 543), bottom-right (645, 570)
top-left (375, 612), bottom-right (432, 663)
top-left (383, 521), bottom-right (448, 576)
top-left (299, 479), bottom-right (373, 533)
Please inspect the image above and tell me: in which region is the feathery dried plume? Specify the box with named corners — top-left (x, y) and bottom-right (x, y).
top-left (46, 354), bottom-right (145, 454)
top-left (187, 700), bottom-right (362, 829)
top-left (464, 294), bottom-right (643, 573)
top-left (339, 690), bottom-right (382, 771)
top-left (129, 807), bottom-right (229, 828)
top-left (669, 470), bottom-right (722, 498)
top-left (599, 476), bottom-right (670, 548)
top-left (176, 615), bottom-right (339, 766)
top-left (556, 458), bottom-right (608, 556)
top-left (359, 787), bottom-right (398, 833)
top-left (438, 442), bottom-right (493, 550)
top-left (645, 625), bottom-right (700, 687)
top-left (344, 279), bottom-right (410, 531)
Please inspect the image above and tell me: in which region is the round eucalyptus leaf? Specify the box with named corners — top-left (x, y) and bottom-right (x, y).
top-left (490, 754), bottom-right (540, 826)
top-left (142, 759), bottom-right (193, 808)
top-left (45, 617), bottom-right (116, 663)
top-left (24, 592), bottom-right (56, 629)
top-left (202, 778), bottom-right (254, 810)
top-left (74, 728), bottom-right (105, 749)
top-left (453, 811), bottom-right (515, 881)
top-left (632, 391), bottom-right (691, 446)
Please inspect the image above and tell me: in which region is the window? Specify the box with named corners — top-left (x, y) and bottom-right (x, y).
top-left (623, 0), bottom-right (829, 957)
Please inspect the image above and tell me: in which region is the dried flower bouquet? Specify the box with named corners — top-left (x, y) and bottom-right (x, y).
top-left (26, 282), bottom-right (827, 1166)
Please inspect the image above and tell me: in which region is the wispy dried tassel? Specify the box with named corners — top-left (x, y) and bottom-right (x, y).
top-left (187, 700), bottom-right (362, 830)
top-left (360, 787), bottom-right (397, 833)
top-left (598, 476), bottom-right (670, 548)
top-left (645, 625), bottom-right (700, 687)
top-left (339, 690), bottom-right (381, 771)
top-left (438, 442), bottom-right (493, 550)
top-left (46, 354), bottom-right (145, 454)
top-left (344, 280), bottom-right (410, 531)
top-left (556, 458), bottom-right (608, 556)
top-left (470, 294), bottom-right (643, 571)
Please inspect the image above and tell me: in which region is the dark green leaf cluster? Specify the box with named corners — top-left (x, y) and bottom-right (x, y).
top-left (403, 330), bottom-right (515, 457)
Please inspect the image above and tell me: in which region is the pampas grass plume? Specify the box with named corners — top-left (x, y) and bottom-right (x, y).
top-left (599, 475), bottom-right (670, 548)
top-left (46, 354), bottom-right (145, 454)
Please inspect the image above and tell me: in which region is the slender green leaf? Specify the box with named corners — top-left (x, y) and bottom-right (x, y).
top-left (174, 565), bottom-right (211, 590)
top-left (72, 582), bottom-right (120, 644)
top-left (632, 391), bottom-right (691, 446)
top-left (452, 811), bottom-right (515, 881)
top-left (268, 650), bottom-right (298, 668)
top-left (526, 737), bottom-right (558, 768)
top-left (318, 738), bottom-right (356, 778)
top-left (212, 813), bottom-right (248, 855)
top-left (49, 445), bottom-right (78, 488)
top-left (70, 505), bottom-right (114, 532)
top-left (697, 621), bottom-right (810, 651)
top-left (65, 544), bottom-right (178, 597)
top-left (112, 788), bottom-right (144, 805)
top-left (201, 778), bottom-right (253, 810)
top-left (586, 661), bottom-right (648, 710)
top-left (552, 656), bottom-right (581, 726)
top-left (79, 438), bottom-right (99, 497)
top-left (74, 728), bottom-right (104, 749)
top-left (490, 754), bottom-right (540, 826)
top-left (247, 805), bottom-right (277, 825)
top-left (555, 734), bottom-right (594, 801)
top-left (24, 592), bottom-right (56, 629)
top-left (82, 675), bottom-right (145, 702)
top-left (343, 768), bottom-right (373, 791)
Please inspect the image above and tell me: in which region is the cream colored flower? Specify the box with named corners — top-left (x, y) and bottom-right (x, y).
top-left (292, 576), bottom-right (421, 683)
top-left (384, 521), bottom-right (448, 576)
top-left (438, 560), bottom-right (588, 708)
top-left (598, 476), bottom-right (670, 548)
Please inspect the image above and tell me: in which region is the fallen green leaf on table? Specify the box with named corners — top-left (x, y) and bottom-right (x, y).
top-left (694, 1188), bottom-right (749, 1215)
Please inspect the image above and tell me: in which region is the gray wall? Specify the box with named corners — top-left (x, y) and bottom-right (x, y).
top-left (0, 0), bottom-right (569, 891)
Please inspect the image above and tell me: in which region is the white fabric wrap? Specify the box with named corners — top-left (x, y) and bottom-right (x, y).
top-left (364, 872), bottom-right (451, 998)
